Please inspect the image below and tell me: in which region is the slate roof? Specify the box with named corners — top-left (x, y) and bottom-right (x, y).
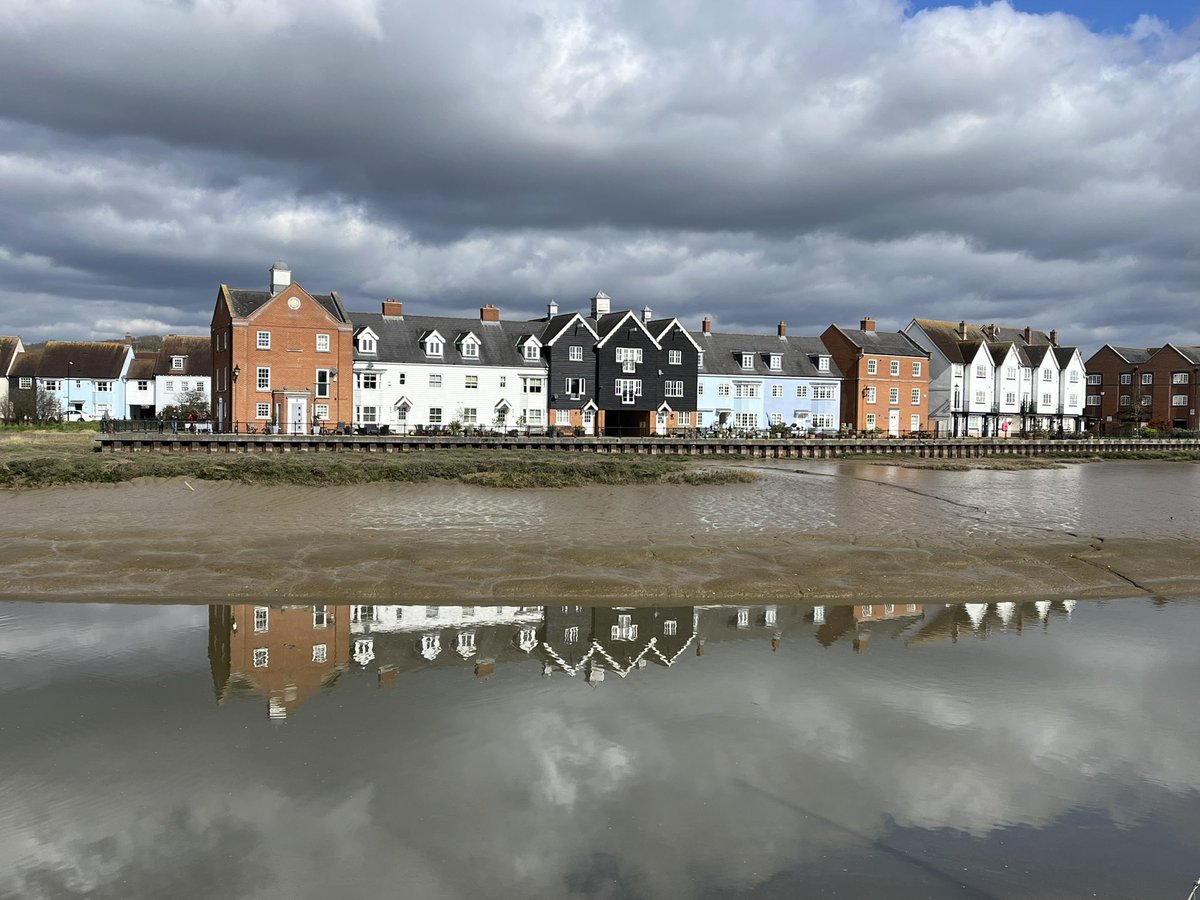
top-left (127, 357), bottom-right (156, 380)
top-left (537, 313), bottom-right (598, 345)
top-left (826, 326), bottom-right (929, 358)
top-left (1105, 346), bottom-right (1155, 364)
top-left (691, 330), bottom-right (843, 378)
top-left (1053, 347), bottom-right (1080, 368)
top-left (594, 310), bottom-right (658, 346)
top-left (350, 312), bottom-right (548, 370)
top-left (911, 318), bottom-right (1051, 364)
top-left (154, 335), bottom-right (212, 377)
top-left (24, 341), bottom-right (130, 378)
top-left (9, 349), bottom-right (42, 378)
top-left (1024, 344), bottom-right (1052, 367)
top-left (987, 343), bottom-right (1015, 365)
top-left (0, 337), bottom-right (21, 375)
top-left (224, 287), bottom-right (350, 323)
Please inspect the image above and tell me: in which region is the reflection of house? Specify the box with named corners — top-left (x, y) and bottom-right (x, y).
top-left (539, 606), bottom-right (696, 682)
top-left (906, 600), bottom-right (1077, 646)
top-left (209, 604), bottom-right (350, 718)
top-left (346, 605), bottom-right (545, 679)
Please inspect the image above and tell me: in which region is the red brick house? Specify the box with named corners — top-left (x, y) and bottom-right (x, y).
top-left (1084, 344), bottom-right (1200, 433)
top-left (211, 263), bottom-right (354, 432)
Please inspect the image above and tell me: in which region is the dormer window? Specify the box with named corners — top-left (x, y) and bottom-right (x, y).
top-left (698, 351), bottom-right (705, 369)
top-left (769, 354), bottom-right (782, 371)
top-left (421, 330), bottom-right (444, 357)
top-left (357, 329), bottom-right (378, 354)
top-left (461, 341), bottom-right (478, 358)
top-left (523, 342), bottom-right (540, 361)
top-left (818, 356), bottom-right (830, 372)
top-left (741, 353), bottom-right (754, 369)
top-left (171, 356), bottom-right (185, 370)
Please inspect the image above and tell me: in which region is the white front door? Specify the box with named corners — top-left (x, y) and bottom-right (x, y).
top-left (888, 408), bottom-right (900, 437)
top-left (287, 398), bottom-right (307, 435)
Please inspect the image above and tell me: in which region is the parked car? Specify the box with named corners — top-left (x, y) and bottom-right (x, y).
top-left (61, 410), bottom-right (95, 423)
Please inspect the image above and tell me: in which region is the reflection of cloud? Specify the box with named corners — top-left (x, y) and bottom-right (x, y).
top-left (528, 712), bottom-right (635, 807)
top-left (1, 599), bottom-right (1199, 897)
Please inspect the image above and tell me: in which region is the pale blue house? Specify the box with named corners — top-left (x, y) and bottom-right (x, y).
top-left (31, 341), bottom-right (134, 419)
top-left (692, 319), bottom-right (842, 433)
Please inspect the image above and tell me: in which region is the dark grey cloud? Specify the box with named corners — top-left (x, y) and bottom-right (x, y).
top-left (0, 0), bottom-right (1197, 350)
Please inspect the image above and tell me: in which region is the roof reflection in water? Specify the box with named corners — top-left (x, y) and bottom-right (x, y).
top-left (209, 600), bottom-right (1080, 718)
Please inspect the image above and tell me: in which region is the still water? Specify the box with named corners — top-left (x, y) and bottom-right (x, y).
top-left (1, 598), bottom-right (1198, 899)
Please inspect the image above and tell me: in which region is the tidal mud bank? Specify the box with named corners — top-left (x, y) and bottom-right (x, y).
top-left (2, 460), bottom-right (1197, 605)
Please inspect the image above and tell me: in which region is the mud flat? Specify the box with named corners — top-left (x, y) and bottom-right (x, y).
top-left (2, 459), bottom-right (1197, 605)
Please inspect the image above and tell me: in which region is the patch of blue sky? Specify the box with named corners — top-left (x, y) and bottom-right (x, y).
top-left (904, 1), bottom-right (1200, 33)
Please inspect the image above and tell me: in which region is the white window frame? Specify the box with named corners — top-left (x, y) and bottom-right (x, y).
top-left (256, 331), bottom-right (271, 350)
top-left (256, 367), bottom-right (270, 391)
top-left (254, 606), bottom-right (268, 632)
top-left (889, 360), bottom-right (900, 376)
top-left (569, 345), bottom-right (584, 362)
top-left (866, 359), bottom-right (878, 375)
top-left (256, 402), bottom-right (270, 419)
top-left (316, 334), bottom-right (330, 353)
top-left (669, 349), bottom-right (683, 365)
top-left (252, 648), bottom-right (268, 668)
top-left (313, 644), bottom-right (327, 663)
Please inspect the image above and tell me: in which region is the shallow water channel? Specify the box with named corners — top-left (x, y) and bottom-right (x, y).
top-left (1, 597), bottom-right (1199, 898)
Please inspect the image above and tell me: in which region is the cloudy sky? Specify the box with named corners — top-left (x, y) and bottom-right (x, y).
top-left (0, 0), bottom-right (1197, 352)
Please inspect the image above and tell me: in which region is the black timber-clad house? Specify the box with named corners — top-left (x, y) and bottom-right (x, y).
top-left (537, 302), bottom-right (601, 433)
top-left (531, 292), bottom-right (702, 436)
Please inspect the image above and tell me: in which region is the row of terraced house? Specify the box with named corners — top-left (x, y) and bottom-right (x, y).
top-left (5, 260), bottom-right (1198, 435)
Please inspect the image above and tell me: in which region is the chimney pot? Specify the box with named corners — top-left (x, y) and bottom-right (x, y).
top-left (860, 316), bottom-right (876, 333)
top-left (1049, 329), bottom-right (1058, 347)
top-left (702, 315), bottom-right (712, 335)
top-left (778, 321), bottom-right (787, 337)
top-left (381, 298), bottom-right (403, 317)
top-left (480, 304), bottom-right (501, 322)
top-left (959, 320), bottom-right (968, 339)
top-left (1023, 326), bottom-right (1032, 343)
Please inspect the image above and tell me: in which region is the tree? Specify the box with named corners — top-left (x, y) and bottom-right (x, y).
top-left (163, 387), bottom-right (210, 420)
top-left (35, 387), bottom-right (62, 423)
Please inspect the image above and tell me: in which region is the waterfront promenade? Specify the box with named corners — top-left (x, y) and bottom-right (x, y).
top-left (95, 432), bottom-right (1200, 458)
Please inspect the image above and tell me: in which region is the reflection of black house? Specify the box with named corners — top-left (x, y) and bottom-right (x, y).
top-left (539, 606), bottom-right (697, 679)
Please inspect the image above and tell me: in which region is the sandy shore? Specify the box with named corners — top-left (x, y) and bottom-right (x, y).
top-left (3, 461), bottom-right (1197, 605)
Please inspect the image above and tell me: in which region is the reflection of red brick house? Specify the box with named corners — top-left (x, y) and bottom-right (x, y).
top-left (821, 318), bottom-right (930, 436)
top-left (211, 262), bottom-right (354, 433)
top-left (209, 604), bottom-right (350, 718)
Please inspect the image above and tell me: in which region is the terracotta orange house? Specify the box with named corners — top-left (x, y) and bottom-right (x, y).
top-left (211, 262), bottom-right (354, 432)
top-left (821, 317), bottom-right (931, 436)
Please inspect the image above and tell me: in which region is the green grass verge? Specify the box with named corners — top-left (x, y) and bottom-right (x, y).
top-left (0, 432), bottom-right (758, 490)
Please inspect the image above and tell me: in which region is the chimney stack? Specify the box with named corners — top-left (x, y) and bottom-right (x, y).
top-left (381, 298), bottom-right (403, 317)
top-left (1049, 329), bottom-right (1058, 347)
top-left (1023, 325), bottom-right (1033, 343)
top-left (642, 306), bottom-right (653, 323)
top-left (702, 315), bottom-right (712, 335)
top-left (958, 320), bottom-right (968, 339)
top-left (987, 323), bottom-right (998, 340)
top-left (860, 316), bottom-right (876, 333)
top-left (778, 321), bottom-right (787, 338)
top-left (480, 304), bottom-right (501, 322)
top-left (591, 291), bottom-right (611, 318)
top-left (548, 300), bottom-right (558, 318)
top-left (269, 261), bottom-right (292, 296)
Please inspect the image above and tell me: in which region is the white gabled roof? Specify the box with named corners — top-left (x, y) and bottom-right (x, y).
top-left (595, 310), bottom-right (661, 349)
top-left (653, 318), bottom-right (703, 352)
top-left (544, 312), bottom-right (599, 346)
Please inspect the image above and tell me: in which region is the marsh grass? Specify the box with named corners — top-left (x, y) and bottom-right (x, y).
top-left (0, 432), bottom-right (758, 489)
